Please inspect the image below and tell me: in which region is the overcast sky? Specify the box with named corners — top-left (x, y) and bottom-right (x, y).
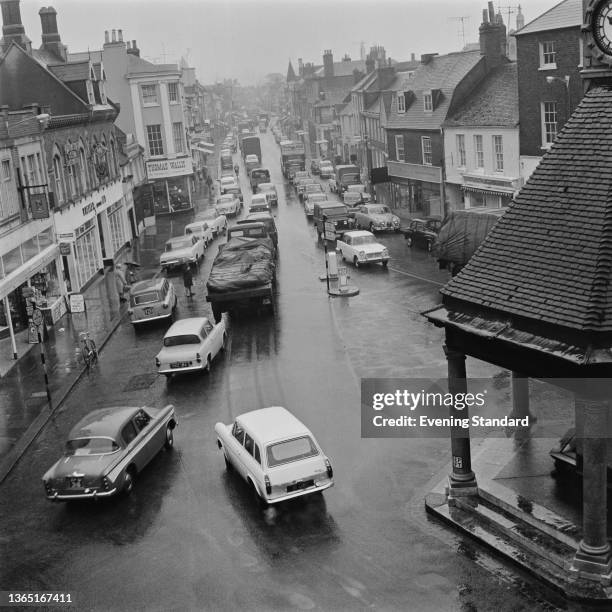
top-left (20, 0), bottom-right (565, 85)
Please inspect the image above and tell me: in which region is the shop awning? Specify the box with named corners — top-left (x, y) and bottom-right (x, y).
top-left (0, 244), bottom-right (59, 301)
top-left (315, 139), bottom-right (328, 144)
top-left (461, 184), bottom-right (515, 198)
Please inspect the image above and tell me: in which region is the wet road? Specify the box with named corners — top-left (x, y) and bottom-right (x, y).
top-left (0, 132), bottom-right (567, 611)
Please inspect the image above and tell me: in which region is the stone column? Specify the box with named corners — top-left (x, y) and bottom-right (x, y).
top-left (572, 395), bottom-right (612, 580)
top-left (444, 345), bottom-right (477, 497)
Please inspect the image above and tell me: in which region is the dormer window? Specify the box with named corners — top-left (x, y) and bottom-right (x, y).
top-left (86, 80), bottom-right (95, 105)
top-left (397, 93), bottom-right (406, 113)
top-left (424, 91), bottom-right (433, 112)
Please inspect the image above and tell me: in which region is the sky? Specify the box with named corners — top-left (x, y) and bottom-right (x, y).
top-left (19, 0), bottom-right (567, 85)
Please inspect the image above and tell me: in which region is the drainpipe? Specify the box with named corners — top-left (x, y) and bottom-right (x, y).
top-left (3, 296), bottom-right (18, 359)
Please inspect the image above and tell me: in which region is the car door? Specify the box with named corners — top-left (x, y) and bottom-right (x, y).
top-left (202, 319), bottom-right (222, 358)
top-left (120, 420), bottom-right (147, 471)
top-left (132, 409), bottom-right (160, 466)
top-left (227, 421), bottom-right (248, 477)
top-left (243, 432), bottom-right (263, 491)
top-left (339, 234), bottom-right (350, 259)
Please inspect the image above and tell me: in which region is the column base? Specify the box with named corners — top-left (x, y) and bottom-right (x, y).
top-left (571, 545), bottom-right (612, 583)
top-left (446, 474), bottom-right (478, 504)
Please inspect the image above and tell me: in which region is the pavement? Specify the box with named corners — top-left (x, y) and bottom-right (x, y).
top-left (0, 179), bottom-right (217, 483)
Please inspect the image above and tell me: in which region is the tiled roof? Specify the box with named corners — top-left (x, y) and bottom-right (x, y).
top-left (127, 55), bottom-right (178, 74)
top-left (441, 87), bottom-right (612, 332)
top-left (32, 48), bottom-right (63, 66)
top-left (514, 0), bottom-right (581, 36)
top-left (386, 51), bottom-right (483, 130)
top-left (444, 63), bottom-right (518, 128)
top-left (48, 61), bottom-right (90, 82)
top-left (314, 89), bottom-right (350, 107)
top-left (68, 50), bottom-right (103, 63)
top-left (314, 59), bottom-right (366, 78)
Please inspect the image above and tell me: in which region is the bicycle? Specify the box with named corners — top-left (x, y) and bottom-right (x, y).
top-left (79, 331), bottom-right (98, 369)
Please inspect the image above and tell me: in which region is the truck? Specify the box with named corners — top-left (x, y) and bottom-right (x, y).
top-left (241, 135), bottom-right (261, 163)
top-left (206, 222), bottom-right (276, 322)
top-left (280, 140), bottom-right (306, 178)
top-left (434, 207), bottom-right (507, 276)
top-left (329, 165), bottom-right (361, 193)
top-left (249, 167), bottom-right (271, 192)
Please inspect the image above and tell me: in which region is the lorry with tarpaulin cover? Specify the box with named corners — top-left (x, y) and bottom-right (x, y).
top-left (280, 140), bottom-right (306, 178)
top-left (206, 222), bottom-right (276, 322)
top-left (434, 207), bottom-right (507, 276)
top-left (241, 135), bottom-right (261, 163)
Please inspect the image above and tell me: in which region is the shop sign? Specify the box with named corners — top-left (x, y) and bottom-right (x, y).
top-left (58, 232), bottom-right (74, 240)
top-left (30, 192), bottom-right (50, 219)
top-left (59, 242), bottom-right (72, 255)
top-left (82, 202), bottom-right (96, 216)
top-left (96, 195), bottom-right (107, 209)
top-left (69, 293), bottom-right (86, 313)
top-left (146, 157), bottom-right (193, 180)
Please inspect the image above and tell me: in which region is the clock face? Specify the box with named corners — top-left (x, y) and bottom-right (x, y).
top-left (593, 0), bottom-right (612, 55)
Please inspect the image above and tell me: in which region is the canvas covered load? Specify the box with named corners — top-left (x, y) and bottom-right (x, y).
top-left (206, 237), bottom-right (275, 293)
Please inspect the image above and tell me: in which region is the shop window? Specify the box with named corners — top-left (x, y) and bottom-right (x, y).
top-left (21, 237), bottom-right (39, 262)
top-left (2, 245), bottom-right (23, 276)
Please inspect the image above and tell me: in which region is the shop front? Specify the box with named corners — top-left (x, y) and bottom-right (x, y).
top-left (461, 174), bottom-right (519, 209)
top-left (387, 162), bottom-right (443, 219)
top-left (145, 157), bottom-right (194, 215)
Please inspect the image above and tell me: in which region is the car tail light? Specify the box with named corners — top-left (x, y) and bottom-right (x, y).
top-left (325, 459), bottom-right (333, 478)
top-left (155, 357), bottom-right (160, 368)
top-left (264, 475), bottom-right (272, 495)
top-left (101, 476), bottom-right (111, 491)
top-left (196, 353), bottom-right (202, 363)
top-left (127, 309), bottom-right (133, 315)
top-left (162, 302), bottom-right (169, 309)
top-left (43, 480), bottom-right (53, 495)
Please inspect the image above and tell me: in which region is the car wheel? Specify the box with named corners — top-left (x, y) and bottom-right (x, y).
top-left (164, 426), bottom-right (174, 450)
top-left (353, 256), bottom-right (360, 268)
top-left (204, 355), bottom-right (212, 374)
top-left (221, 333), bottom-right (227, 351)
top-left (369, 223), bottom-right (375, 233)
top-left (426, 240), bottom-right (432, 252)
top-left (407, 236), bottom-right (413, 247)
top-left (382, 260), bottom-right (388, 268)
top-left (123, 469), bottom-right (135, 496)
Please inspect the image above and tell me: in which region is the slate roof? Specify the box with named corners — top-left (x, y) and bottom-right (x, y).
top-left (314, 59), bottom-right (366, 78)
top-left (68, 50), bottom-right (103, 63)
top-left (314, 89), bottom-right (350, 107)
top-left (386, 51), bottom-right (483, 130)
top-left (514, 0), bottom-right (581, 36)
top-left (48, 61), bottom-right (90, 82)
top-left (443, 63), bottom-right (518, 128)
top-left (441, 87), bottom-right (612, 333)
top-left (127, 55), bottom-right (178, 74)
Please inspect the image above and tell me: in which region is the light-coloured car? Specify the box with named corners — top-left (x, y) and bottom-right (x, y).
top-left (197, 211), bottom-right (227, 237)
top-left (215, 194), bottom-right (241, 217)
top-left (128, 277), bottom-right (177, 325)
top-left (336, 230), bottom-right (389, 267)
top-left (249, 193), bottom-right (271, 213)
top-left (219, 176), bottom-right (238, 194)
top-left (319, 162), bottom-right (334, 179)
top-left (303, 183), bottom-right (325, 203)
top-left (291, 170), bottom-right (310, 185)
top-left (224, 183), bottom-right (243, 204)
top-left (304, 194), bottom-right (332, 217)
top-left (296, 177), bottom-right (317, 198)
top-left (160, 235), bottom-right (204, 272)
top-left (257, 183), bottom-right (278, 206)
top-left (345, 184), bottom-right (371, 203)
top-left (214, 406), bottom-right (334, 506)
top-left (245, 154), bottom-right (259, 173)
top-left (42, 405), bottom-right (178, 500)
top-left (185, 220), bottom-right (214, 247)
top-left (354, 204), bottom-right (401, 232)
top-left (155, 316), bottom-right (227, 378)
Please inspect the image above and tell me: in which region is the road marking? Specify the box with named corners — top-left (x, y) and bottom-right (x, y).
top-left (387, 266), bottom-right (446, 287)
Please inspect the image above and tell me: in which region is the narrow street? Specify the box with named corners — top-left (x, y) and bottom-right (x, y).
top-left (0, 132), bottom-right (565, 611)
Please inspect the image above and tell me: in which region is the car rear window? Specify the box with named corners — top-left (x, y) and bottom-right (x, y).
top-left (132, 291), bottom-right (159, 306)
top-left (66, 437), bottom-right (119, 456)
top-left (266, 435), bottom-right (319, 467)
top-left (163, 334), bottom-right (201, 346)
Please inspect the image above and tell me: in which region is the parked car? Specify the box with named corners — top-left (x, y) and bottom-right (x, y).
top-left (257, 182), bottom-right (278, 206)
top-left (310, 159), bottom-right (321, 175)
top-left (215, 194), bottom-right (241, 218)
top-left (345, 184), bottom-right (371, 202)
top-left (224, 183), bottom-right (244, 204)
top-left (128, 277), bottom-right (177, 326)
top-left (214, 406), bottom-right (334, 506)
top-left (304, 193), bottom-right (329, 217)
top-left (403, 217), bottom-right (442, 251)
top-left (219, 176), bottom-right (238, 194)
top-left (160, 235), bottom-right (204, 272)
top-left (354, 204), bottom-right (401, 233)
top-left (185, 220), bottom-right (214, 247)
top-left (336, 230), bottom-right (389, 268)
top-left (296, 177), bottom-right (317, 199)
top-left (291, 170), bottom-right (310, 186)
top-left (240, 212), bottom-right (278, 249)
top-left (42, 405), bottom-right (178, 500)
top-left (302, 183), bottom-right (325, 202)
top-left (155, 316), bottom-right (227, 378)
top-left (249, 193), bottom-right (271, 213)
top-left (245, 154), bottom-right (260, 173)
top-left (319, 162), bottom-right (334, 179)
top-left (197, 211), bottom-right (228, 237)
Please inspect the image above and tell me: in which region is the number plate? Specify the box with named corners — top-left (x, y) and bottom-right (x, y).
top-left (144, 307), bottom-right (153, 315)
top-left (170, 362), bottom-right (190, 369)
top-left (68, 477), bottom-right (83, 489)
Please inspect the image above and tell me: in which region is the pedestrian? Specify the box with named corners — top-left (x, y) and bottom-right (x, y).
top-left (182, 264), bottom-right (194, 298)
top-left (206, 175), bottom-right (213, 194)
top-left (234, 163), bottom-right (239, 175)
top-left (113, 263), bottom-right (128, 304)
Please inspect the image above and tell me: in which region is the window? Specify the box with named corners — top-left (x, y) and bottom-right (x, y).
top-left (397, 93), bottom-right (406, 113)
top-left (395, 135), bottom-right (405, 162)
top-left (542, 102), bottom-right (558, 146)
top-left (134, 410), bottom-right (151, 431)
top-left (421, 136), bottom-right (432, 165)
top-left (232, 422), bottom-right (245, 445)
top-left (424, 91), bottom-right (433, 112)
top-left (168, 82), bottom-right (179, 103)
top-left (1, 159), bottom-right (11, 181)
top-left (172, 122), bottom-right (185, 154)
top-left (244, 433), bottom-right (255, 456)
top-left (203, 320), bottom-right (213, 336)
top-left (539, 41), bottom-right (556, 68)
top-left (254, 444), bottom-right (261, 465)
top-left (141, 84), bottom-right (158, 105)
top-left (53, 155), bottom-right (64, 203)
top-left (474, 135), bottom-right (484, 168)
top-left (121, 422), bottom-right (138, 445)
top-left (146, 124), bottom-right (164, 156)
top-left (456, 134), bottom-right (466, 167)
top-left (493, 135), bottom-right (504, 172)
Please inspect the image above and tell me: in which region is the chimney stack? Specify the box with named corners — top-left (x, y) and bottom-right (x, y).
top-left (118, 29), bottom-right (123, 42)
top-left (298, 57), bottom-right (303, 76)
top-left (127, 39), bottom-right (140, 57)
top-left (104, 30), bottom-right (109, 44)
top-left (323, 49), bottom-right (334, 78)
top-left (411, 52), bottom-right (416, 62)
top-left (479, 1), bottom-right (506, 70)
top-left (0, 0), bottom-right (32, 54)
top-left (39, 6), bottom-right (66, 62)
top-left (420, 53), bottom-right (438, 65)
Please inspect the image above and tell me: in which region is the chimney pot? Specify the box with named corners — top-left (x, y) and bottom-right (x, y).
top-left (411, 52), bottom-right (416, 61)
top-left (105, 30), bottom-right (109, 43)
top-left (112, 29), bottom-right (116, 42)
top-left (488, 1), bottom-right (495, 22)
top-left (118, 29), bottom-right (123, 42)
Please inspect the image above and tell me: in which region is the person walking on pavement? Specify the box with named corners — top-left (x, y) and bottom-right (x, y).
top-left (234, 163), bottom-right (239, 175)
top-left (206, 175), bottom-right (213, 196)
top-left (182, 264), bottom-right (194, 298)
top-left (113, 263), bottom-right (128, 304)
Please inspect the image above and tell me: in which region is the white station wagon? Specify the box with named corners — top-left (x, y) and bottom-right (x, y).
top-left (215, 406), bottom-right (334, 506)
top-left (336, 230), bottom-right (389, 267)
top-left (155, 316), bottom-right (226, 378)
top-left (159, 235), bottom-right (204, 272)
top-left (184, 220), bottom-right (214, 247)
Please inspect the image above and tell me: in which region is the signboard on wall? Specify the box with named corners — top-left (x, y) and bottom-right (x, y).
top-left (30, 192), bottom-right (50, 219)
top-left (69, 293), bottom-right (86, 313)
top-left (59, 242), bottom-right (72, 256)
top-left (146, 157), bottom-right (194, 180)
